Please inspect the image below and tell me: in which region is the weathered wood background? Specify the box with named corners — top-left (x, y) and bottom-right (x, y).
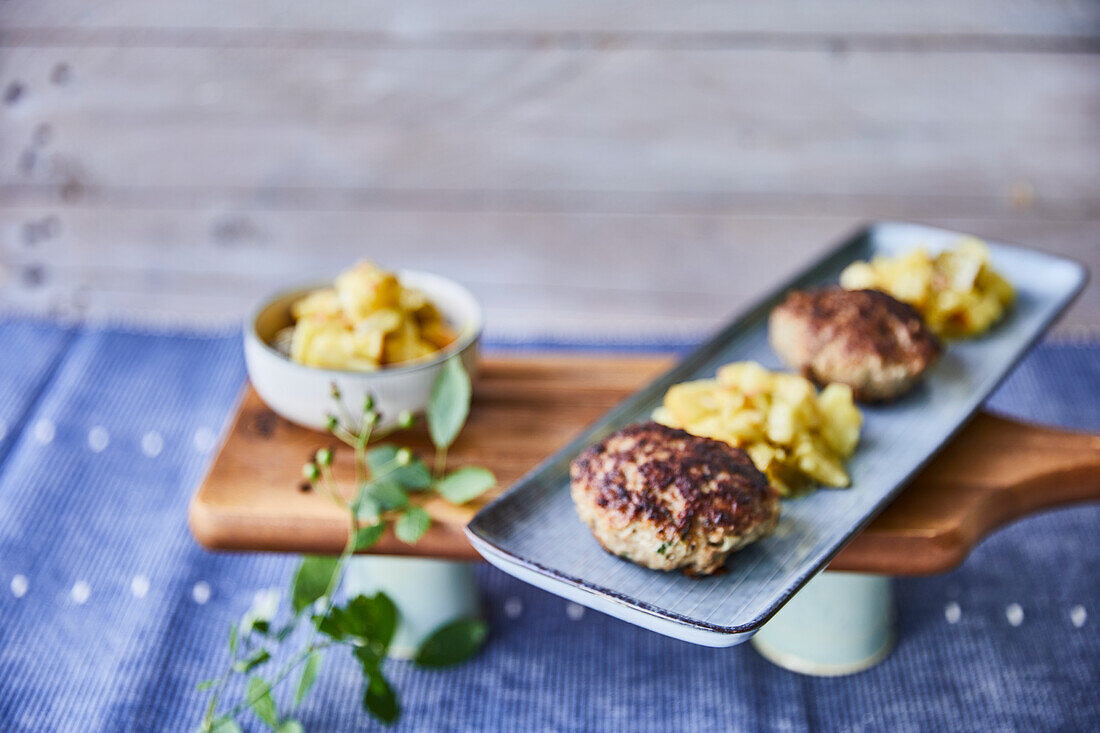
top-left (1, 1), bottom-right (1098, 341)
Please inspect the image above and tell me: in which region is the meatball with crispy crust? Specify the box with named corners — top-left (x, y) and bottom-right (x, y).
top-left (570, 422), bottom-right (780, 576)
top-left (769, 288), bottom-right (941, 402)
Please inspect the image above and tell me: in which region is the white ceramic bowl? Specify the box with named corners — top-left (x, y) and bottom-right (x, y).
top-left (244, 270), bottom-right (482, 432)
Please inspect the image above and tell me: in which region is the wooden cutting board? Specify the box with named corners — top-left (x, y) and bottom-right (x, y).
top-left (189, 355), bottom-right (1100, 575)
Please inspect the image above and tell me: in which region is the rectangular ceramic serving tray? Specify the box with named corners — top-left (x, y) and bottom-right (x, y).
top-left (465, 222), bottom-right (1087, 647)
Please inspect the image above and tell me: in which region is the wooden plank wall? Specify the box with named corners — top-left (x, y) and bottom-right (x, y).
top-left (1, 1), bottom-right (1098, 340)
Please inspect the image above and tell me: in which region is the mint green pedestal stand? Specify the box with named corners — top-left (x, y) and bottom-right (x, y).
top-left (751, 571), bottom-right (895, 676)
top-left (343, 556), bottom-right (481, 659)
top-left (344, 559), bottom-right (892, 671)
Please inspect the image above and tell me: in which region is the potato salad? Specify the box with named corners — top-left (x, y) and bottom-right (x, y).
top-left (654, 362), bottom-right (862, 496)
top-left (278, 262), bottom-right (455, 371)
top-left (839, 238), bottom-right (1014, 339)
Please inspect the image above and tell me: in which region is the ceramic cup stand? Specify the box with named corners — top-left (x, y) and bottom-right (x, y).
top-left (189, 357), bottom-right (1100, 674)
top-left (750, 571), bottom-right (894, 675)
top-left (344, 556), bottom-right (481, 659)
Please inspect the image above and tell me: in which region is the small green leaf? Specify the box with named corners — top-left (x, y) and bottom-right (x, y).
top-left (314, 592), bottom-right (397, 649)
top-left (346, 592), bottom-right (399, 650)
top-left (353, 642), bottom-right (382, 674)
top-left (366, 445), bottom-right (431, 489)
top-left (363, 478), bottom-right (408, 511)
top-left (294, 651), bottom-right (322, 706)
top-left (278, 722), bottom-right (304, 733)
top-left (436, 466), bottom-right (495, 505)
top-left (196, 678), bottom-right (217, 692)
top-left (414, 618), bottom-right (488, 668)
top-left (208, 718), bottom-right (243, 733)
top-left (291, 556), bottom-right (339, 614)
top-left (247, 676), bottom-right (279, 730)
top-left (394, 507), bottom-right (430, 544)
top-left (426, 357), bottom-right (471, 450)
top-left (354, 495), bottom-right (381, 523)
top-left (228, 623), bottom-right (239, 657)
top-left (362, 669), bottom-right (399, 724)
top-left (354, 523), bottom-right (385, 551)
top-left (233, 648), bottom-right (271, 674)
top-left (314, 611), bottom-right (347, 642)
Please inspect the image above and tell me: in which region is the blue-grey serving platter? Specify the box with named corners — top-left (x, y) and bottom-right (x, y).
top-left (465, 222), bottom-right (1087, 647)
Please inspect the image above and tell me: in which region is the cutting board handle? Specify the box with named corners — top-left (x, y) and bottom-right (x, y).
top-left (831, 412), bottom-right (1100, 574)
top-left (978, 412), bottom-right (1100, 510)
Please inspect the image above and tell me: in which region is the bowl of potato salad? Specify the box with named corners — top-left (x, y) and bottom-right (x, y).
top-left (245, 261), bottom-right (482, 431)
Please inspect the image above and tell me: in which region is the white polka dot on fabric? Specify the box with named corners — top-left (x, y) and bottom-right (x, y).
top-left (33, 418), bottom-right (55, 445)
top-left (1005, 603), bottom-right (1024, 627)
top-left (131, 575), bottom-right (150, 599)
top-left (192, 581), bottom-right (211, 605)
top-left (141, 431), bottom-right (164, 458)
top-left (1069, 605), bottom-right (1087, 628)
top-left (10, 574), bottom-right (28, 598)
top-left (503, 596), bottom-right (523, 619)
top-left (944, 601), bottom-right (961, 624)
top-left (193, 426), bottom-right (217, 453)
top-left (565, 602), bottom-right (585, 621)
top-left (71, 581), bottom-right (91, 605)
top-left (87, 426), bottom-right (110, 453)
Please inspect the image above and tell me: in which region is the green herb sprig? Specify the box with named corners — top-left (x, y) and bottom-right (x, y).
top-left (200, 357), bottom-right (493, 731)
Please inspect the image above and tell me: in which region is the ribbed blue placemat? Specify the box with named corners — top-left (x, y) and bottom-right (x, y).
top-left (0, 317), bottom-right (1096, 732)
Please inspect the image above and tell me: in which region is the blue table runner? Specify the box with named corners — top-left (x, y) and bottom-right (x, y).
top-left (0, 317), bottom-right (1096, 732)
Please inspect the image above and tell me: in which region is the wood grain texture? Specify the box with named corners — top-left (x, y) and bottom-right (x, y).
top-left (0, 1), bottom-right (1097, 337)
top-left (189, 355), bottom-right (1100, 575)
top-left (3, 46), bottom-right (1098, 199)
top-left (1, 208), bottom-right (1098, 340)
top-left (3, 0), bottom-right (1098, 39)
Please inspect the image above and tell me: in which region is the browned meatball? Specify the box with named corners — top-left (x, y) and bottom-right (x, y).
top-left (570, 422), bottom-right (780, 576)
top-left (769, 288), bottom-right (941, 402)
